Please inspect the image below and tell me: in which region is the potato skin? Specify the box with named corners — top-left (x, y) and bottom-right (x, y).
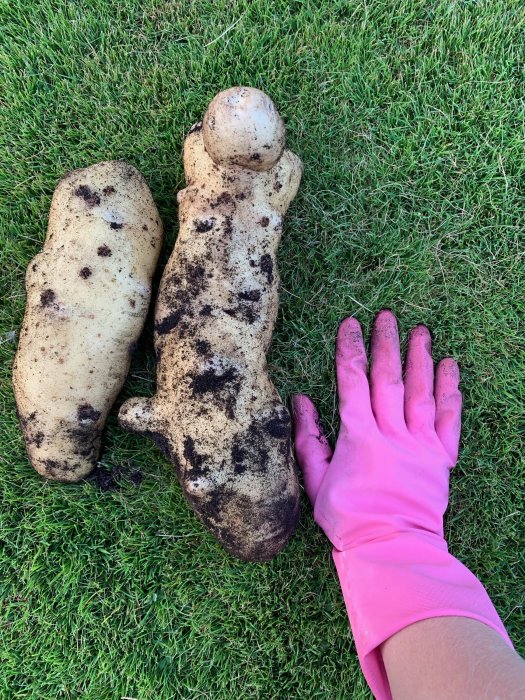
top-left (13, 161), bottom-right (162, 481)
top-left (119, 89), bottom-right (302, 561)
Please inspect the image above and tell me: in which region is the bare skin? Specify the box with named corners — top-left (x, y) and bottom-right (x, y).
top-left (382, 616), bottom-right (525, 700)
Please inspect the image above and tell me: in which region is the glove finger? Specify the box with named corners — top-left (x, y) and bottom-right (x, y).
top-left (434, 358), bottom-right (462, 464)
top-left (370, 310), bottom-right (406, 434)
top-left (404, 325), bottom-right (436, 435)
top-left (292, 394), bottom-right (333, 505)
top-left (336, 316), bottom-right (374, 428)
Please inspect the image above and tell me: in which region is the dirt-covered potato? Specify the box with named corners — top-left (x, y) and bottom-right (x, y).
top-left (119, 87), bottom-right (302, 561)
top-left (13, 161), bottom-right (163, 482)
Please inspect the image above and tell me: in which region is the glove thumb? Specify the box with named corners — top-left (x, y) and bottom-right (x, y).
top-left (292, 394), bottom-right (333, 505)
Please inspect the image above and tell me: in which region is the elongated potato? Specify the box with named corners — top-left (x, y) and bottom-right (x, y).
top-left (119, 88), bottom-right (302, 561)
top-left (13, 161), bottom-right (163, 481)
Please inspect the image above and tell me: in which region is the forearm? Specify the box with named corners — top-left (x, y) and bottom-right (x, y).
top-left (381, 616), bottom-right (525, 700)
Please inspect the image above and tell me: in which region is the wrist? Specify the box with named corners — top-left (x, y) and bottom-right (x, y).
top-left (317, 509), bottom-right (447, 553)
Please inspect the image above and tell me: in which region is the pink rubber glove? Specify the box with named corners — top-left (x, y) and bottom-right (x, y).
top-left (293, 311), bottom-right (512, 700)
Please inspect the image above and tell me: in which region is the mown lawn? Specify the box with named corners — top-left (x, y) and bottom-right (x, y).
top-left (0, 1), bottom-right (523, 698)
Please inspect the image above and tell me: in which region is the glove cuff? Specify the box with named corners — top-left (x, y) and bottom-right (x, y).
top-left (332, 533), bottom-right (512, 700)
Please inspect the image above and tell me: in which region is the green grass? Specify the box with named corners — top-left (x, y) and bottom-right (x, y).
top-left (1, 0), bottom-right (524, 697)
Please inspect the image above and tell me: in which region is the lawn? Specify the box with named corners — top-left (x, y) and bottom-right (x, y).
top-left (0, 1), bottom-right (523, 698)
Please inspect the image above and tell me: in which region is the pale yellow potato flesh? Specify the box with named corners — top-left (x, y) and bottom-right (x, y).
top-left (13, 161), bottom-right (163, 481)
top-left (119, 88), bottom-right (303, 561)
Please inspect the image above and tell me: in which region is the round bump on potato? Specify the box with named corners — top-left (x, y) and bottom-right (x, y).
top-left (202, 87), bottom-right (285, 172)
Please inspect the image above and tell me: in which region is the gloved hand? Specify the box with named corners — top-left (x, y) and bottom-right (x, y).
top-left (293, 311), bottom-right (511, 700)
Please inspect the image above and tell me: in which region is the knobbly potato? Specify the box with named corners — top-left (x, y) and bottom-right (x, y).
top-left (119, 88), bottom-right (302, 561)
top-left (13, 161), bottom-right (163, 481)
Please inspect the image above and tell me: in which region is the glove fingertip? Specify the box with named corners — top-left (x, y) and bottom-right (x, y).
top-left (292, 393), bottom-right (316, 421)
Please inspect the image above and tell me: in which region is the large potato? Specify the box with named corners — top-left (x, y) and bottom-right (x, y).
top-left (13, 161), bottom-right (163, 481)
top-left (119, 88), bottom-right (303, 561)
